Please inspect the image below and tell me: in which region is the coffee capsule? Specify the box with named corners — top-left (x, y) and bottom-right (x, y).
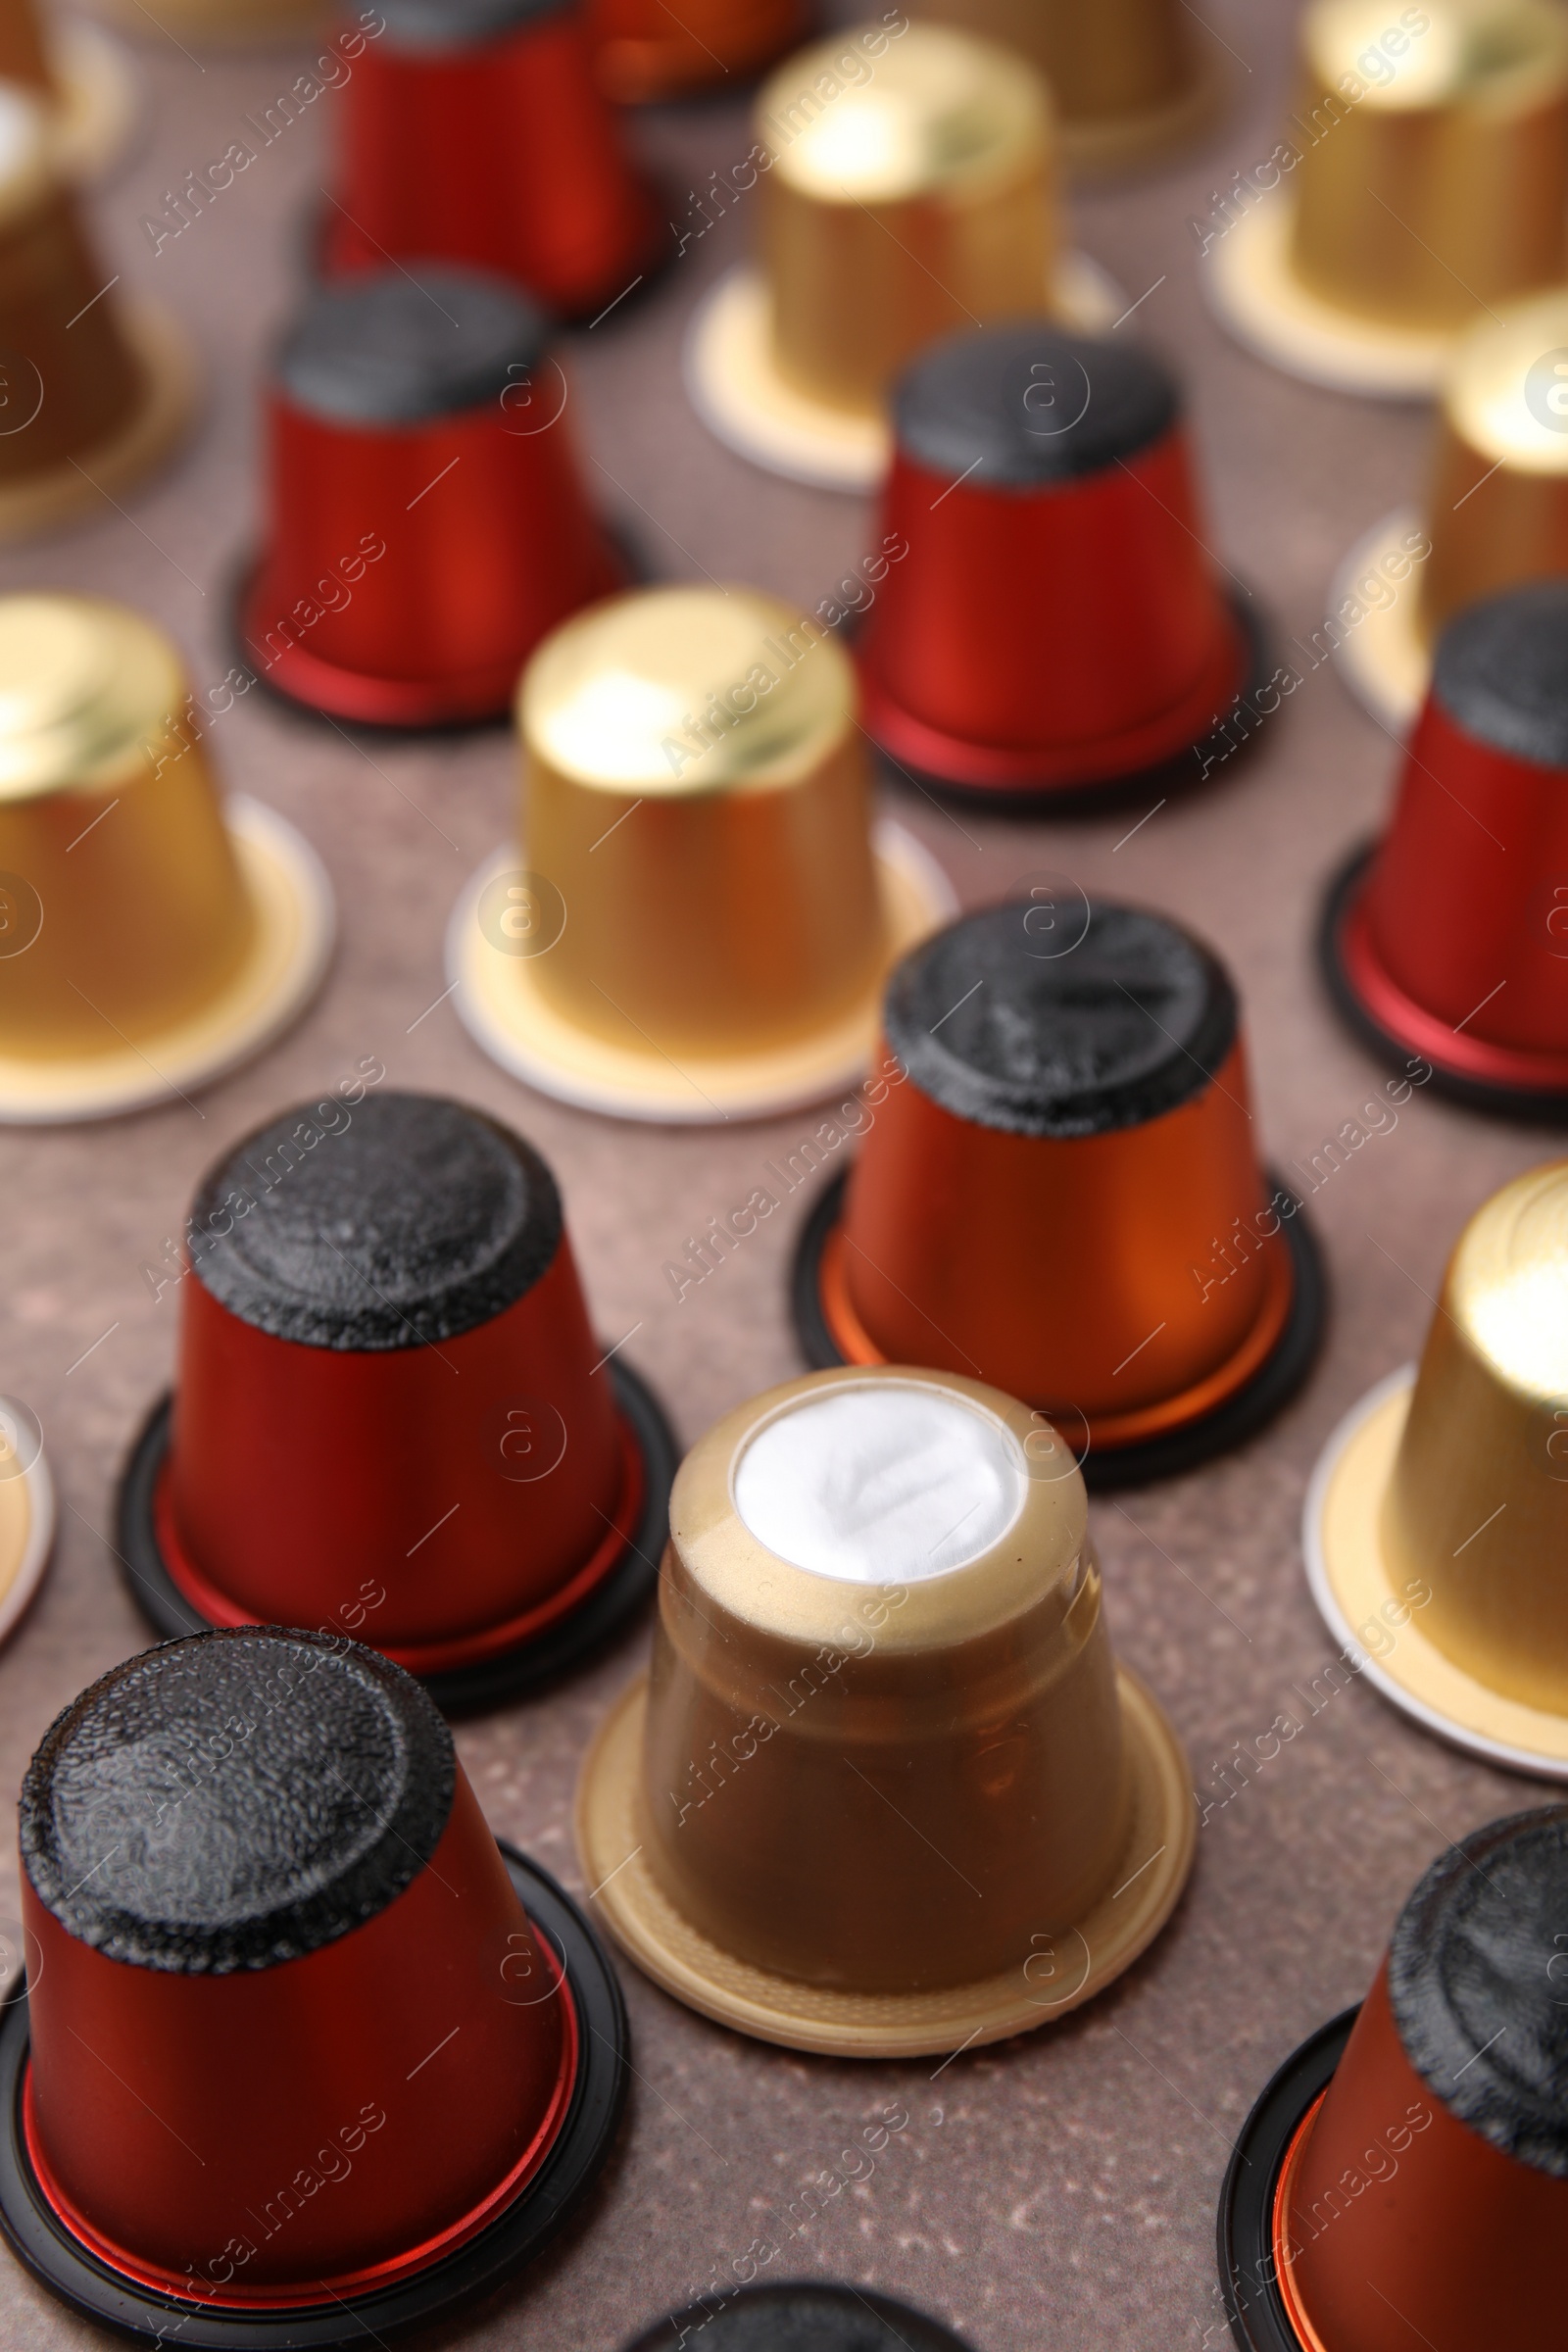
top-left (0, 1396), bottom-right (51, 1649)
top-left (1320, 583), bottom-right (1568, 1115)
top-left (0, 595), bottom-right (332, 1123)
top-left (0, 81), bottom-right (192, 539)
top-left (0, 0), bottom-right (135, 179)
top-left (239, 269), bottom-right (622, 730)
top-left (322, 0), bottom-right (660, 324)
top-left (1334, 291), bottom-right (1568, 730)
top-left (792, 900), bottom-right (1327, 1488)
top-left (685, 21), bottom-right (1120, 491)
top-left (576, 1363), bottom-right (1195, 2055)
top-left (0, 1628), bottom-right (626, 2344)
top-left (1220, 1804), bottom-right (1568, 2352)
top-left (624, 2282), bottom-right (976, 2349)
top-left (588, 0), bottom-right (807, 103)
top-left (855, 324), bottom-right (1265, 802)
top-left (906, 0), bottom-right (1225, 174)
top-left (449, 584), bottom-right (956, 1122)
top-left (1206, 0), bottom-right (1568, 398)
top-left (85, 0), bottom-right (321, 41)
top-left (1304, 1159), bottom-right (1568, 1778)
top-left (116, 1092), bottom-right (677, 1714)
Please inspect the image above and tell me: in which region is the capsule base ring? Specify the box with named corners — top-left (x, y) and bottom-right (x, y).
top-left (0, 300), bottom-right (195, 543)
top-left (1324, 507), bottom-right (1428, 733)
top-left (574, 1666), bottom-right (1195, 2057)
top-left (1216, 2010), bottom-right (1357, 2352)
top-left (1302, 1363), bottom-right (1568, 1777)
top-left (791, 1163), bottom-right (1328, 1488)
top-left (114, 1359), bottom-right (678, 1716)
top-left (0, 796), bottom-right (333, 1125)
top-left (1318, 843), bottom-right (1568, 1120)
top-left (1058, 35), bottom-right (1229, 177)
top-left (0, 1410), bottom-right (54, 1654)
top-left (0, 1844), bottom-right (626, 2347)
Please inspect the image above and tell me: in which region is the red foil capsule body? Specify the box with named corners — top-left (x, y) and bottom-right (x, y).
top-left (242, 270), bottom-right (623, 728)
top-left (324, 6), bottom-right (658, 318)
top-left (164, 1240), bottom-right (628, 1672)
top-left (1277, 1966), bottom-right (1568, 2350)
top-left (830, 1033), bottom-right (1288, 1445)
top-left (857, 326), bottom-right (1248, 790)
top-left (22, 1758), bottom-right (572, 2299)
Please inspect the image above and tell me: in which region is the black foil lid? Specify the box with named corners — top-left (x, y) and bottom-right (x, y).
top-left (189, 1091), bottom-right (564, 1351)
top-left (894, 324), bottom-right (1179, 489)
top-left (20, 1630), bottom-right (455, 1975)
top-left (1431, 579), bottom-right (1568, 772)
top-left (276, 267), bottom-right (548, 426)
top-left (1389, 1804), bottom-right (1568, 2179)
top-left (622, 2283), bottom-right (974, 2350)
top-left (883, 899), bottom-right (1238, 1139)
top-left (370, 0), bottom-right (565, 47)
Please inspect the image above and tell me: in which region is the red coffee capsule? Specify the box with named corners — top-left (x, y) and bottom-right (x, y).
top-left (0, 1627), bottom-right (627, 2345)
top-left (114, 1091), bottom-right (676, 1712)
top-left (1219, 1803), bottom-right (1568, 2352)
top-left (322, 0), bottom-right (661, 322)
top-left (1320, 578), bottom-right (1568, 1118)
top-left (856, 324), bottom-right (1267, 804)
top-left (586, 0), bottom-right (808, 103)
top-left (792, 898), bottom-right (1326, 1486)
top-left (239, 268), bottom-right (623, 729)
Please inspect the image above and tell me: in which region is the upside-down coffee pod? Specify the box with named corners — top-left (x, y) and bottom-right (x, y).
top-left (623, 2281), bottom-right (976, 2350)
top-left (855, 325), bottom-right (1267, 803)
top-left (0, 81), bottom-right (191, 538)
top-left (1219, 1804), bottom-right (1568, 2352)
top-left (793, 900), bottom-right (1327, 1488)
top-left (588, 0), bottom-right (807, 103)
top-left (239, 269), bottom-right (623, 730)
top-left (0, 594), bottom-right (332, 1123)
top-left (0, 1396), bottom-right (52, 1649)
top-left (1320, 582), bottom-right (1568, 1116)
top-left (685, 21), bottom-right (1120, 491)
top-left (1334, 290), bottom-right (1568, 730)
top-left (0, 1628), bottom-right (627, 2345)
top-left (1304, 1160), bottom-right (1568, 1777)
top-left (322, 0), bottom-right (660, 322)
top-left (449, 585), bottom-right (956, 1123)
top-left (1207, 0), bottom-right (1568, 399)
top-left (116, 1092), bottom-right (677, 1714)
top-left (0, 0), bottom-right (136, 180)
top-left (576, 1363), bottom-right (1195, 2056)
top-left (906, 0), bottom-right (1226, 174)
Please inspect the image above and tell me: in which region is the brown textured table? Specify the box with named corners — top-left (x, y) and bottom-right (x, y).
top-left (0, 5), bottom-right (1560, 2346)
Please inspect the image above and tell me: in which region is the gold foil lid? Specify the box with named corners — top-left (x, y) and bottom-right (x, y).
top-left (0, 595), bottom-right (185, 803)
top-left (1444, 288), bottom-right (1568, 472)
top-left (0, 80), bottom-right (54, 229)
top-left (760, 22), bottom-right (1051, 205)
top-left (1302, 0), bottom-right (1568, 111)
top-left (519, 584), bottom-right (855, 792)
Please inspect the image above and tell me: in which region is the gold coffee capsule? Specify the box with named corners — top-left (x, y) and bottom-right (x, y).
top-left (906, 0), bottom-right (1225, 173)
top-left (1305, 1160), bottom-right (1568, 1777)
top-left (576, 1366), bottom-right (1194, 2055)
top-left (1335, 288), bottom-right (1568, 727)
top-left (684, 20), bottom-right (1118, 490)
top-left (1207, 0), bottom-right (1568, 398)
top-left (449, 584), bottom-right (955, 1122)
top-left (0, 80), bottom-right (191, 538)
top-left (0, 595), bottom-right (333, 1121)
top-left (0, 1394), bottom-right (51, 1649)
top-left (0, 0), bottom-right (135, 179)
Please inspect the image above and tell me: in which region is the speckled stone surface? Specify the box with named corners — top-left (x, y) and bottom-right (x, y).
top-left (1, 4), bottom-right (1565, 2347)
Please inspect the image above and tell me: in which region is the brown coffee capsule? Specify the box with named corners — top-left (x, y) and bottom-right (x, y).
top-left (575, 1364), bottom-right (1195, 2055)
top-left (905, 0), bottom-right (1225, 173)
top-left (0, 0), bottom-right (135, 178)
top-left (1220, 1804), bottom-right (1568, 2352)
top-left (1207, 0), bottom-right (1568, 399)
top-left (1304, 1159), bottom-right (1568, 1777)
top-left (0, 594), bottom-right (333, 1122)
top-left (449, 584), bottom-right (956, 1123)
top-left (0, 1394), bottom-right (50, 1650)
top-left (684, 20), bottom-right (1119, 489)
